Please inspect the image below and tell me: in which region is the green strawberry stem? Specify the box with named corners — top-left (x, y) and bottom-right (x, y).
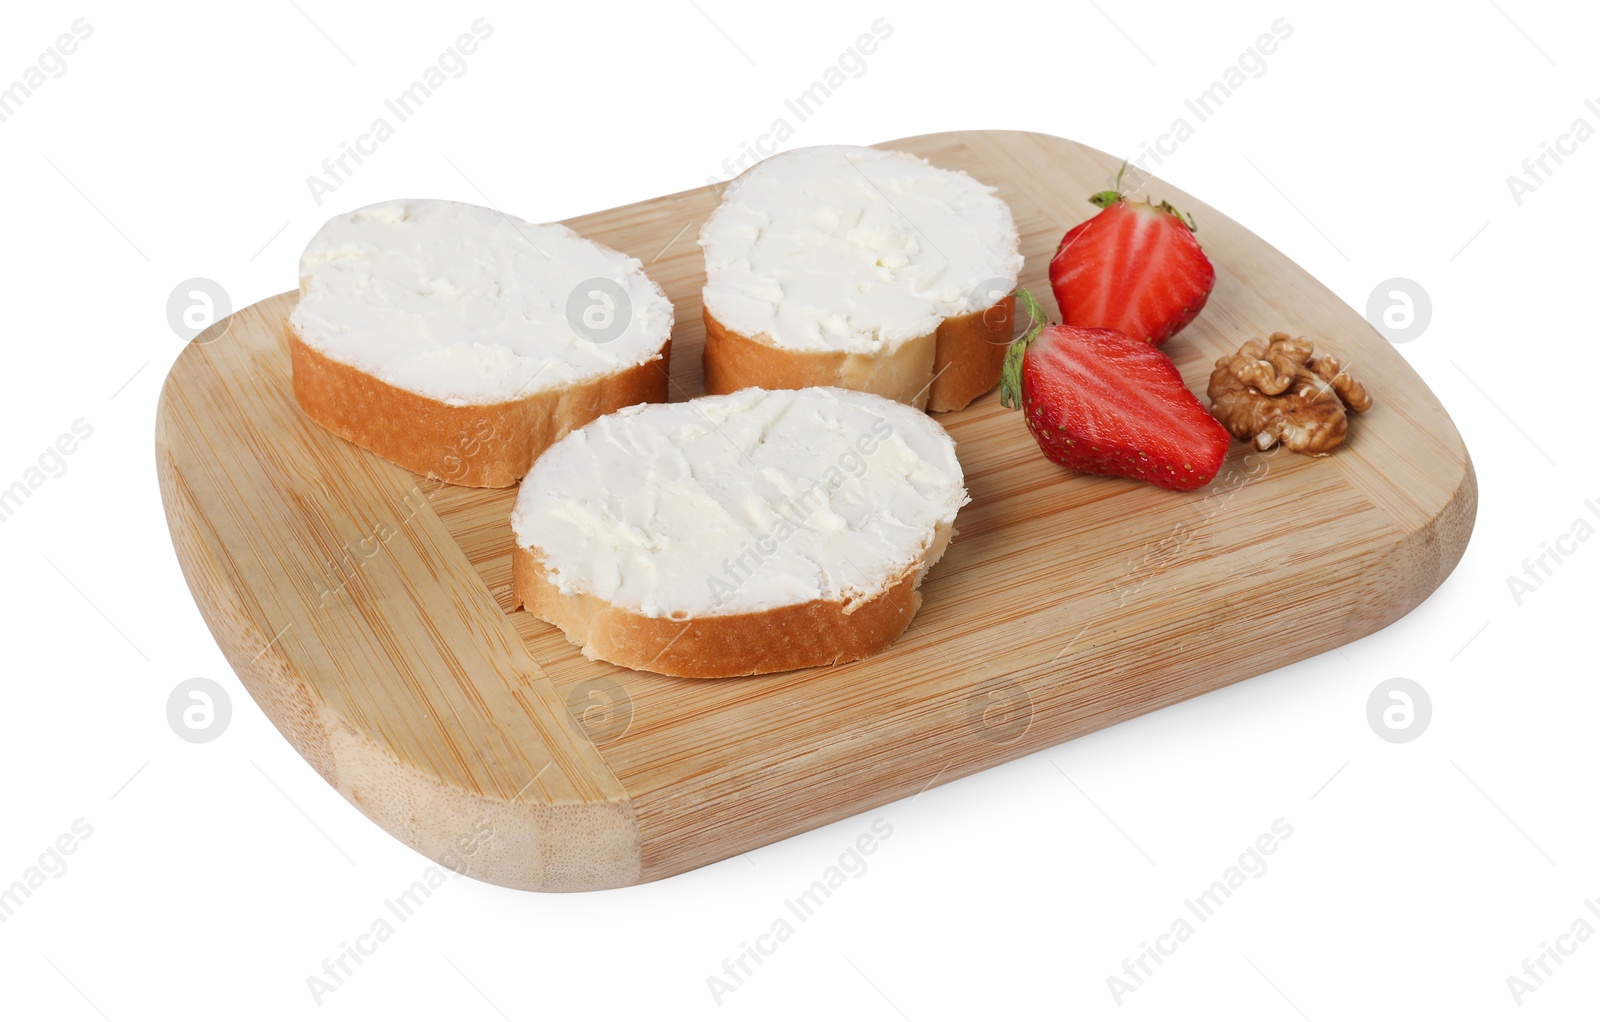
top-left (1000, 287), bottom-right (1050, 410)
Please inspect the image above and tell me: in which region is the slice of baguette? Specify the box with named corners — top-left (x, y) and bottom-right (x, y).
top-left (510, 386), bottom-right (969, 678)
top-left (287, 198), bottom-right (674, 488)
top-left (699, 145), bottom-right (1022, 413)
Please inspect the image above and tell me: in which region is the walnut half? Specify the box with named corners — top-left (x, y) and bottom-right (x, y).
top-left (1207, 332), bottom-right (1372, 456)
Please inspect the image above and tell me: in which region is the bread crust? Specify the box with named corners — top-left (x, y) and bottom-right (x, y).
top-left (929, 294), bottom-right (1016, 412)
top-left (702, 295), bottom-right (1014, 413)
top-left (287, 323), bottom-right (671, 488)
top-left (512, 544), bottom-right (930, 679)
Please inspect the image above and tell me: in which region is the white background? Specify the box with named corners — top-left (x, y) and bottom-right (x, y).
top-left (1, 1), bottom-right (1594, 1018)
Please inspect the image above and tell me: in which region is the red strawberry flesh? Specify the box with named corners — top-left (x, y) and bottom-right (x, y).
top-left (1049, 196), bottom-right (1216, 346)
top-left (1001, 289), bottom-right (1230, 492)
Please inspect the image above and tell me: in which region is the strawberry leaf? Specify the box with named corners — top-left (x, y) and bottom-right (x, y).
top-left (1012, 285), bottom-right (1049, 331)
top-left (1154, 200), bottom-right (1199, 233)
top-left (1089, 161), bottom-right (1130, 209)
top-left (1000, 287), bottom-right (1050, 411)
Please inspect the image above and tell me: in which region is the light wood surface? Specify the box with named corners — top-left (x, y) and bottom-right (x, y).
top-left (155, 130), bottom-right (1475, 891)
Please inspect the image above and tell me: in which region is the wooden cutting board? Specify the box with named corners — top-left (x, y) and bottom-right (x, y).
top-left (155, 130), bottom-right (1475, 892)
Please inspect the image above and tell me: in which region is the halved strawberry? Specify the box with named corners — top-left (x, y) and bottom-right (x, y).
top-left (1000, 289), bottom-right (1230, 492)
top-left (1049, 167), bottom-right (1215, 346)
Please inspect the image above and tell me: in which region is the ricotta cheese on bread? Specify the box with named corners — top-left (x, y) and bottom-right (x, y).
top-left (699, 145), bottom-right (1022, 412)
top-left (510, 386), bottom-right (968, 677)
top-left (287, 198), bottom-right (674, 488)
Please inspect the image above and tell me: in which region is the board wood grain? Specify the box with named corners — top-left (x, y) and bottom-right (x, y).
top-left (155, 130), bottom-right (1475, 891)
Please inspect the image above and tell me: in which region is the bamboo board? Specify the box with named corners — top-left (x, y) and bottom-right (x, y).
top-left (155, 130), bottom-right (1475, 891)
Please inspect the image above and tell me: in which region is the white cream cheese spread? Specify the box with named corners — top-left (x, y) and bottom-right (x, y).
top-left (290, 198), bottom-right (673, 406)
top-left (699, 145), bottom-right (1022, 356)
top-left (511, 386), bottom-right (968, 618)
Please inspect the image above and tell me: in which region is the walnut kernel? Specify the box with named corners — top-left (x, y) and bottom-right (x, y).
top-left (1207, 332), bottom-right (1372, 456)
